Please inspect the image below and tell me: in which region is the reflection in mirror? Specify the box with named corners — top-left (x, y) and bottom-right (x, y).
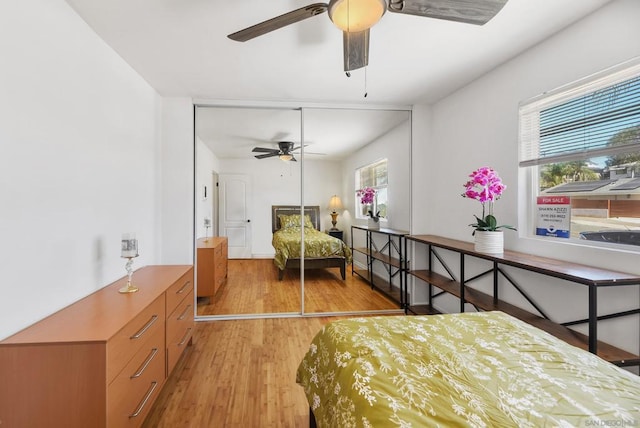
top-left (195, 106), bottom-right (302, 317)
top-left (301, 108), bottom-right (411, 314)
top-left (194, 105), bottom-right (411, 318)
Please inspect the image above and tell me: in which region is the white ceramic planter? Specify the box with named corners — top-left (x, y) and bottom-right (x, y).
top-left (368, 218), bottom-right (380, 229)
top-left (474, 230), bottom-right (503, 254)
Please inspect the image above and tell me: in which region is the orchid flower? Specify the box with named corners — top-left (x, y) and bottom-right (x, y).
top-left (462, 167), bottom-right (516, 235)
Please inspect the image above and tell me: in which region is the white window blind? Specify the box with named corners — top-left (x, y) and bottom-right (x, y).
top-left (519, 59), bottom-right (640, 167)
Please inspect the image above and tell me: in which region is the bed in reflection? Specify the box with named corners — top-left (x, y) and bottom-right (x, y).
top-left (296, 311), bottom-right (640, 427)
top-left (272, 205), bottom-right (352, 280)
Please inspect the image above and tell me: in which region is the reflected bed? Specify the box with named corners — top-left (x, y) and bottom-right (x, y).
top-left (272, 205), bottom-right (352, 281)
top-left (296, 311), bottom-right (640, 427)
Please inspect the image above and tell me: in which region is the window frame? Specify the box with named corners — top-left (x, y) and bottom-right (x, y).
top-left (518, 57), bottom-right (640, 252)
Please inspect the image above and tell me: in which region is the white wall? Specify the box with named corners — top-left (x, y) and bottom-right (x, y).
top-left (195, 137), bottom-right (221, 239)
top-left (411, 0), bottom-right (640, 354)
top-left (0, 0), bottom-right (161, 339)
top-left (158, 97), bottom-right (194, 265)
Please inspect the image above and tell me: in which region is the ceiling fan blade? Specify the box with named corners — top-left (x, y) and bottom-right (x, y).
top-left (290, 144), bottom-right (309, 151)
top-left (254, 152), bottom-right (279, 159)
top-left (343, 29), bottom-right (369, 72)
top-left (228, 3), bottom-right (328, 42)
top-left (252, 147), bottom-right (279, 153)
top-left (387, 0), bottom-right (508, 25)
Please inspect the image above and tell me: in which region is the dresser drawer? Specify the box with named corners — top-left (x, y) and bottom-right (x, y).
top-left (166, 289), bottom-right (194, 374)
top-left (107, 296), bottom-right (165, 384)
top-left (107, 326), bottom-right (165, 428)
top-left (166, 270), bottom-right (193, 318)
top-left (214, 274), bottom-right (226, 293)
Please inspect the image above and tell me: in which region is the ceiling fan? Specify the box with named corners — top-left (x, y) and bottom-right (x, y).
top-left (252, 141), bottom-right (301, 161)
top-left (228, 0), bottom-right (508, 72)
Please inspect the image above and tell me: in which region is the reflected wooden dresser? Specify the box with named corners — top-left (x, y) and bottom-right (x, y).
top-left (0, 265), bottom-right (193, 428)
top-left (196, 237), bottom-right (228, 298)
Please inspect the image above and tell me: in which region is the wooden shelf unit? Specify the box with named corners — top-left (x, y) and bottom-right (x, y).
top-left (406, 234), bottom-right (640, 367)
top-left (351, 225), bottom-right (409, 308)
top-left (0, 265), bottom-right (194, 428)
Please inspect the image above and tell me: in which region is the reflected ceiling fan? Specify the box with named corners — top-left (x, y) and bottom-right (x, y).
top-left (252, 141), bottom-right (301, 161)
top-left (228, 0), bottom-right (508, 72)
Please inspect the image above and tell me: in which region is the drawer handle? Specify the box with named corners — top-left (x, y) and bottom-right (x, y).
top-left (130, 315), bottom-right (158, 340)
top-left (178, 328), bottom-right (192, 346)
top-left (177, 305), bottom-right (192, 321)
top-left (130, 348), bottom-right (159, 379)
top-left (129, 381), bottom-right (158, 418)
top-left (176, 280), bottom-right (191, 294)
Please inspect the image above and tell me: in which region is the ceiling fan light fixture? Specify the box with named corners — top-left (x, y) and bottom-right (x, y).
top-left (279, 154), bottom-right (293, 162)
top-left (328, 0), bottom-right (386, 32)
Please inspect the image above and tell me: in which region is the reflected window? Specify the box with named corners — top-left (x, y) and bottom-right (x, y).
top-left (355, 159), bottom-right (388, 219)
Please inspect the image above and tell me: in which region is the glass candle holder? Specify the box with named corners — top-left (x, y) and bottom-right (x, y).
top-left (119, 233), bottom-right (139, 293)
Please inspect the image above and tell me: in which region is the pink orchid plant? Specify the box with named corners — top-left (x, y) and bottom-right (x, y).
top-left (357, 187), bottom-right (379, 220)
top-left (462, 167), bottom-right (516, 235)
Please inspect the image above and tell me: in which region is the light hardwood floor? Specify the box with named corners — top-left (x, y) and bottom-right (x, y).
top-left (146, 259), bottom-right (402, 427)
top-left (197, 259), bottom-right (400, 315)
top-left (143, 316), bottom-right (362, 427)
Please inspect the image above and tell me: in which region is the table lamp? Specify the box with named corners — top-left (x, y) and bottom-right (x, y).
top-left (328, 195), bottom-right (344, 230)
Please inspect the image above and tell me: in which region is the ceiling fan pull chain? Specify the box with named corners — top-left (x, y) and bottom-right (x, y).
top-left (364, 66), bottom-right (368, 98)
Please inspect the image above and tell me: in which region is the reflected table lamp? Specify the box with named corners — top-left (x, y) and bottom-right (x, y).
top-left (328, 195), bottom-right (344, 231)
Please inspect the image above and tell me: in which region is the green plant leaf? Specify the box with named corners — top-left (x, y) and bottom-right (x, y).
top-left (484, 215), bottom-right (498, 229)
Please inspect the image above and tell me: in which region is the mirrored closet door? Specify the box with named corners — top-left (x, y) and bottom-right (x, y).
top-left (301, 107), bottom-right (412, 315)
top-left (195, 106), bottom-right (303, 317)
top-left (194, 104), bottom-right (412, 319)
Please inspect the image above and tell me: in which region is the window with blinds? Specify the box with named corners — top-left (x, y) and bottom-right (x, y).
top-left (520, 60), bottom-right (640, 167)
top-left (518, 58), bottom-right (640, 249)
top-left (355, 159), bottom-right (388, 219)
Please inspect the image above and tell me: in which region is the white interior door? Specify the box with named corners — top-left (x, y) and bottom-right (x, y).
top-left (219, 174), bottom-right (252, 258)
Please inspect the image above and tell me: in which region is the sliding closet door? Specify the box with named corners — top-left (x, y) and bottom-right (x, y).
top-left (194, 106), bottom-right (303, 318)
top-left (193, 104), bottom-right (412, 318)
top-left (301, 107), bottom-right (411, 315)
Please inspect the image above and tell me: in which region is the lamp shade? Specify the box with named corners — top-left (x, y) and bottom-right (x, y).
top-left (327, 0), bottom-right (386, 32)
top-left (328, 195), bottom-right (344, 212)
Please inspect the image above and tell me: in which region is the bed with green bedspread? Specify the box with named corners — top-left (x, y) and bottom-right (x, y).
top-left (271, 206), bottom-right (352, 280)
top-left (273, 226), bottom-right (352, 270)
top-left (296, 311), bottom-right (640, 428)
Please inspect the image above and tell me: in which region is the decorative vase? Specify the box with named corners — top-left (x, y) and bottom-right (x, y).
top-left (474, 230), bottom-right (503, 254)
top-left (368, 218), bottom-right (380, 229)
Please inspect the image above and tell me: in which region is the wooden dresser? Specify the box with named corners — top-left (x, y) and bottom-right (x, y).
top-left (0, 265), bottom-right (194, 428)
top-left (196, 237), bottom-right (228, 298)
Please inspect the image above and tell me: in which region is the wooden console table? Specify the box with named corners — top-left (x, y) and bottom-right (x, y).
top-left (0, 265), bottom-right (194, 427)
top-left (406, 235), bottom-right (640, 367)
top-left (351, 225), bottom-right (409, 308)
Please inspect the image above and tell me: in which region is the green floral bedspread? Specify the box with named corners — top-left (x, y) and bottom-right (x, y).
top-left (296, 311), bottom-right (640, 428)
top-left (272, 227), bottom-right (352, 270)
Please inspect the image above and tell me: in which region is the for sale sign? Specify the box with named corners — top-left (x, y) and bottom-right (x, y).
top-left (536, 196), bottom-right (571, 238)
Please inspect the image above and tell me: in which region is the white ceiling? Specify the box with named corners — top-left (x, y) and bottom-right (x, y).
top-left (195, 106), bottom-right (411, 160)
top-left (65, 0), bottom-right (612, 105)
top-left (63, 0), bottom-right (613, 160)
